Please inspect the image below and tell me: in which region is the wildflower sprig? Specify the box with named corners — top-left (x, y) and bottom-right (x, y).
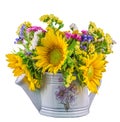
top-left (40, 14), bottom-right (64, 30)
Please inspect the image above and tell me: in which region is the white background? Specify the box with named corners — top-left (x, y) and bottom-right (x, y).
top-left (0, 0), bottom-right (120, 121)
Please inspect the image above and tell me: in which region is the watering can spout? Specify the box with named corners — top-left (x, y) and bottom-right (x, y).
top-left (88, 80), bottom-right (102, 109)
top-left (88, 92), bottom-right (96, 109)
top-left (15, 75), bottom-right (41, 112)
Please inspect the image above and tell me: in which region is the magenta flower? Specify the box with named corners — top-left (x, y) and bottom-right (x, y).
top-left (27, 26), bottom-right (46, 33)
top-left (65, 32), bottom-right (72, 39)
top-left (71, 34), bottom-right (81, 41)
top-left (65, 32), bottom-right (81, 41)
top-left (81, 30), bottom-right (88, 34)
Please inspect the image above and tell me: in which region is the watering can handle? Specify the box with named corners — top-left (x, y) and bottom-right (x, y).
top-left (88, 80), bottom-right (102, 109)
top-left (15, 74), bottom-right (41, 111)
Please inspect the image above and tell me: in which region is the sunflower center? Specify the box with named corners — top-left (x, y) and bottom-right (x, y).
top-left (87, 65), bottom-right (94, 79)
top-left (49, 48), bottom-right (62, 65)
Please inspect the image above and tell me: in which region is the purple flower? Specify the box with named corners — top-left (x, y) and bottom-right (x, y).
top-left (55, 86), bottom-right (67, 103)
top-left (25, 51), bottom-right (32, 56)
top-left (81, 34), bottom-right (93, 42)
top-left (67, 93), bottom-right (75, 103)
top-left (27, 26), bottom-right (46, 33)
top-left (81, 34), bottom-right (87, 41)
top-left (55, 83), bottom-right (78, 105)
top-left (14, 24), bottom-right (25, 44)
top-left (80, 45), bottom-right (87, 50)
top-left (14, 37), bottom-right (23, 44)
top-left (19, 24), bottom-right (26, 38)
top-left (87, 35), bottom-right (93, 42)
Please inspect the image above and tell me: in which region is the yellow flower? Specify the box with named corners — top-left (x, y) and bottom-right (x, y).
top-left (65, 73), bottom-right (76, 87)
top-left (107, 45), bottom-right (113, 53)
top-left (88, 43), bottom-right (95, 54)
top-left (23, 76), bottom-right (35, 91)
top-left (23, 67), bottom-right (40, 91)
top-left (6, 54), bottom-right (25, 76)
top-left (34, 28), bottom-right (68, 74)
top-left (6, 54), bottom-right (40, 91)
top-left (75, 46), bottom-right (87, 56)
top-left (57, 19), bottom-right (63, 24)
top-left (89, 21), bottom-right (97, 29)
top-left (97, 28), bottom-right (104, 37)
top-left (105, 33), bottom-right (113, 44)
top-left (40, 14), bottom-right (63, 25)
top-left (89, 22), bottom-right (97, 33)
top-left (80, 53), bottom-right (107, 93)
top-left (64, 66), bottom-right (76, 87)
top-left (40, 14), bottom-right (49, 21)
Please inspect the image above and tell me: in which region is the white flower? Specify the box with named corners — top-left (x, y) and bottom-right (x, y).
top-left (30, 30), bottom-right (42, 50)
top-left (112, 40), bottom-right (116, 44)
top-left (70, 23), bottom-right (78, 31)
top-left (23, 40), bottom-right (27, 45)
top-left (97, 37), bottom-right (104, 42)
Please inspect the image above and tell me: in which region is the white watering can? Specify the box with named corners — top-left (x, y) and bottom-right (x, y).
top-left (16, 73), bottom-right (100, 117)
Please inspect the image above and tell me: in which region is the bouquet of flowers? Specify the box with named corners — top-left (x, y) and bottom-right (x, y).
top-left (6, 14), bottom-right (114, 93)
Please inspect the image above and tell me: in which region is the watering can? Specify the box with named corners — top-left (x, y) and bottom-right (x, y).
top-left (15, 73), bottom-right (100, 117)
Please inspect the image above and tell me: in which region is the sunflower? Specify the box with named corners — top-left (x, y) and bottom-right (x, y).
top-left (34, 28), bottom-right (68, 74)
top-left (23, 67), bottom-right (40, 91)
top-left (6, 54), bottom-right (25, 76)
top-left (6, 54), bottom-right (40, 90)
top-left (80, 53), bottom-right (107, 93)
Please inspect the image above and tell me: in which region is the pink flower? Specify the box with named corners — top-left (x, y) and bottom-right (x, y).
top-left (27, 26), bottom-right (46, 32)
top-left (65, 32), bottom-right (72, 39)
top-left (71, 34), bottom-right (80, 40)
top-left (65, 32), bottom-right (81, 41)
top-left (81, 30), bottom-right (88, 34)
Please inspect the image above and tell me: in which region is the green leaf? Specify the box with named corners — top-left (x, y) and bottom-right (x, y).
top-left (58, 23), bottom-right (64, 30)
top-left (68, 40), bottom-right (77, 50)
top-left (62, 63), bottom-right (67, 71)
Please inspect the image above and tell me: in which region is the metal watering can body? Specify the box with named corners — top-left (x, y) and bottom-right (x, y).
top-left (16, 73), bottom-right (99, 117)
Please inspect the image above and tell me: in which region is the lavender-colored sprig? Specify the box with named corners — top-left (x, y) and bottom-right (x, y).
top-left (14, 24), bottom-right (26, 44)
top-left (14, 37), bottom-right (23, 44)
top-left (19, 24), bottom-right (26, 38)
